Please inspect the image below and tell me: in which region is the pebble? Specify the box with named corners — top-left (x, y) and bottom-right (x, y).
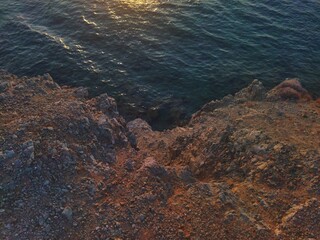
top-left (138, 214), bottom-right (145, 222)
top-left (5, 150), bottom-right (15, 159)
top-left (124, 159), bottom-right (134, 172)
top-left (62, 207), bottom-right (73, 221)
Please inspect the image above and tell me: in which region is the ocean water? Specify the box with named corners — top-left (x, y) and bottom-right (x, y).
top-left (0, 0), bottom-right (319, 129)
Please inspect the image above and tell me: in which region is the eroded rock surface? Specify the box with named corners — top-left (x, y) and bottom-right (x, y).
top-left (0, 72), bottom-right (319, 239)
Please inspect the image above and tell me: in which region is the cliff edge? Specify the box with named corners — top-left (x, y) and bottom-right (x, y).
top-left (0, 71), bottom-right (320, 239)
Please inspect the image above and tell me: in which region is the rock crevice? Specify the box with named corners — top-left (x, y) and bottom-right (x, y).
top-left (0, 71), bottom-right (319, 239)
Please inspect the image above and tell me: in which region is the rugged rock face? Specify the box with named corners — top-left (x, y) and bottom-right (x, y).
top-left (0, 71), bottom-right (319, 239)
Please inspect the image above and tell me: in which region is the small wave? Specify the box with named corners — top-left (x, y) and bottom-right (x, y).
top-left (82, 15), bottom-right (98, 27)
top-left (18, 20), bottom-right (72, 50)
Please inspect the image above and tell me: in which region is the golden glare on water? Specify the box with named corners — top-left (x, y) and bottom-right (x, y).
top-left (102, 0), bottom-right (160, 21)
top-left (119, 0), bottom-right (159, 8)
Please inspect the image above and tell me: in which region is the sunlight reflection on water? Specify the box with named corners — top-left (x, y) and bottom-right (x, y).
top-left (120, 0), bottom-right (159, 6)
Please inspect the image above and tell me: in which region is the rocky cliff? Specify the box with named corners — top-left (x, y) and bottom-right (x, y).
top-left (0, 70), bottom-right (319, 240)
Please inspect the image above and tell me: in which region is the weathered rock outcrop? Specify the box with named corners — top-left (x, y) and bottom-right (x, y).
top-left (0, 71), bottom-right (319, 239)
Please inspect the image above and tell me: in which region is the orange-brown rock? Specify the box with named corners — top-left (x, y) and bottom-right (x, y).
top-left (0, 71), bottom-right (319, 239)
top-left (267, 78), bottom-right (312, 101)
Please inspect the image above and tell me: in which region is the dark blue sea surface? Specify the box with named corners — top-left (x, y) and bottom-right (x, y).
top-left (1, 0), bottom-right (320, 129)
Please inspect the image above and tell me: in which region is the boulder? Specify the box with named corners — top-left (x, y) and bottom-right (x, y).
top-left (267, 79), bottom-right (312, 101)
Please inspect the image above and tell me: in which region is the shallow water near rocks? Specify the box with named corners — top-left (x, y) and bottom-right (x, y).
top-left (1, 0), bottom-right (320, 129)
